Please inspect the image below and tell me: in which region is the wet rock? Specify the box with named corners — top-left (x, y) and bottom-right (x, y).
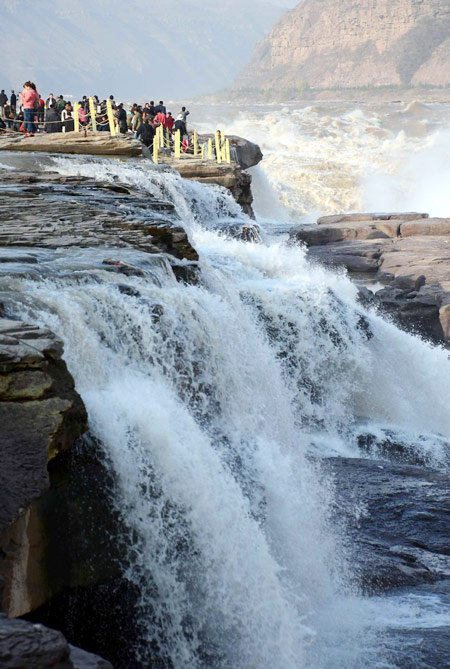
top-left (226, 135), bottom-right (263, 170)
top-left (117, 284), bottom-right (141, 297)
top-left (0, 320), bottom-right (87, 617)
top-left (168, 160), bottom-right (255, 217)
top-left (0, 614), bottom-right (112, 668)
top-left (0, 169), bottom-right (196, 263)
top-left (356, 431), bottom-right (450, 468)
top-left (0, 254), bottom-right (38, 264)
top-left (102, 258), bottom-right (147, 277)
top-left (375, 283), bottom-right (444, 342)
top-left (217, 223), bottom-right (262, 243)
top-left (195, 134), bottom-right (263, 170)
top-left (325, 457), bottom-right (450, 594)
top-left (69, 644), bottom-right (113, 668)
top-left (170, 262), bottom-right (200, 285)
top-left (289, 213), bottom-right (450, 343)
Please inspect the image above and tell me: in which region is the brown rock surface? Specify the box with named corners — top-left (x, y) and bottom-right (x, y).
top-left (0, 320), bottom-right (88, 617)
top-left (0, 131), bottom-right (143, 157)
top-left (236, 0), bottom-right (450, 91)
top-left (289, 212), bottom-right (450, 344)
top-left (0, 170), bottom-right (198, 262)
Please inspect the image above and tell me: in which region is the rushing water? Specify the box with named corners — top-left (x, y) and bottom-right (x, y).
top-left (1, 101), bottom-right (450, 667)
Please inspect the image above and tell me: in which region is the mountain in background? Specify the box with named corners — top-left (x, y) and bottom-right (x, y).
top-left (3, 0), bottom-right (296, 101)
top-left (235, 0), bottom-right (450, 92)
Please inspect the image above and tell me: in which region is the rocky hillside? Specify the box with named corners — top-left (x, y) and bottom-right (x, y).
top-left (235, 0), bottom-right (450, 91)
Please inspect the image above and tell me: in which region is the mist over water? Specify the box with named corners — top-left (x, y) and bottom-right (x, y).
top-left (2, 100), bottom-right (450, 666)
top-left (195, 100), bottom-right (450, 221)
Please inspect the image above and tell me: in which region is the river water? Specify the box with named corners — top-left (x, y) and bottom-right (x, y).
top-left (1, 100), bottom-right (450, 667)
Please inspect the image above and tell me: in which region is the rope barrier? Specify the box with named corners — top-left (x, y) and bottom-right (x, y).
top-left (2, 97), bottom-right (235, 164)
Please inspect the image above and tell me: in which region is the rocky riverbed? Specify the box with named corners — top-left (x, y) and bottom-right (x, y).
top-left (289, 212), bottom-right (450, 345)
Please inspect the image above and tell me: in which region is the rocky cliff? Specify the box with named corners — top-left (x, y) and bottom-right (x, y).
top-left (235, 0), bottom-right (450, 91)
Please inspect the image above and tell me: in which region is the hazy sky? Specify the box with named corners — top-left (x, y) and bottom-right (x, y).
top-left (3, 0), bottom-right (299, 100)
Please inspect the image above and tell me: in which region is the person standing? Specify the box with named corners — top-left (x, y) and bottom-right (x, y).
top-left (55, 95), bottom-right (66, 113)
top-left (179, 106), bottom-right (190, 127)
top-left (154, 100), bottom-right (166, 114)
top-left (19, 81), bottom-right (39, 136)
top-left (115, 103), bottom-right (128, 134)
top-left (174, 114), bottom-right (187, 138)
top-left (136, 117), bottom-right (155, 150)
top-left (10, 90), bottom-right (17, 113)
top-left (166, 112), bottom-right (174, 131)
top-left (132, 107), bottom-right (143, 136)
top-left (46, 93), bottom-right (57, 108)
top-left (0, 90), bottom-right (7, 119)
top-left (61, 103), bottom-right (74, 132)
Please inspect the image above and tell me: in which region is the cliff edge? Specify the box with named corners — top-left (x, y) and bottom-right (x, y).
top-left (235, 0), bottom-right (450, 91)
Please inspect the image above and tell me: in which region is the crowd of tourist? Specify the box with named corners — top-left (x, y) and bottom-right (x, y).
top-left (0, 84), bottom-right (190, 149)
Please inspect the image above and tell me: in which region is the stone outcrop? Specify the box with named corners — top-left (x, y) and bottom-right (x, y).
top-left (236, 0), bottom-right (450, 91)
top-left (327, 457), bottom-right (450, 593)
top-left (0, 320), bottom-right (88, 617)
top-left (0, 133), bottom-right (262, 217)
top-left (169, 160), bottom-right (255, 218)
top-left (195, 135), bottom-right (263, 170)
top-left (0, 614), bottom-right (112, 668)
top-left (0, 170), bottom-right (198, 262)
top-left (289, 212), bottom-right (450, 344)
top-left (0, 132), bottom-right (143, 156)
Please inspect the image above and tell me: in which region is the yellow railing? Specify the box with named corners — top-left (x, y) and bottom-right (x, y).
top-left (12, 95), bottom-right (234, 165)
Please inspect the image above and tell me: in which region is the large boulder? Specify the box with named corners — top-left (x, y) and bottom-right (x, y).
top-left (325, 457), bottom-right (450, 593)
top-left (289, 213), bottom-right (450, 344)
top-left (0, 320), bottom-right (88, 617)
top-left (227, 135), bottom-right (263, 170)
top-left (0, 614), bottom-right (112, 668)
top-left (197, 134), bottom-right (263, 170)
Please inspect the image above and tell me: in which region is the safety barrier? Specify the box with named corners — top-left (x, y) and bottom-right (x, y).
top-left (2, 95), bottom-right (235, 166)
top-left (149, 122), bottom-right (232, 166)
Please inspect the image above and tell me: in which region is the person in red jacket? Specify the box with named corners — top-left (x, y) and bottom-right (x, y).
top-left (156, 110), bottom-right (166, 127)
top-left (19, 81), bottom-right (39, 136)
top-left (166, 112), bottom-right (174, 131)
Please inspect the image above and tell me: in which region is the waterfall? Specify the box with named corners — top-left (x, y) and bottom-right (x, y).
top-left (4, 153), bottom-right (450, 667)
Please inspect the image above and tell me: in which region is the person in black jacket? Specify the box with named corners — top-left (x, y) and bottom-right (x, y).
top-left (154, 100), bottom-right (166, 114)
top-left (10, 90), bottom-right (17, 113)
top-left (0, 90), bottom-right (7, 119)
top-left (46, 94), bottom-right (57, 109)
top-left (115, 103), bottom-right (128, 134)
top-left (44, 107), bottom-right (61, 133)
top-left (174, 116), bottom-right (187, 138)
top-left (136, 118), bottom-right (155, 150)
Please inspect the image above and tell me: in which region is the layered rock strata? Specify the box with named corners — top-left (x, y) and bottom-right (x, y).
top-left (289, 212), bottom-right (450, 344)
top-left (0, 320), bottom-right (87, 617)
top-left (236, 0), bottom-right (450, 91)
top-left (0, 133), bottom-right (143, 156)
top-left (0, 171), bottom-right (198, 262)
top-left (169, 160), bottom-right (255, 218)
top-left (0, 133), bottom-right (262, 216)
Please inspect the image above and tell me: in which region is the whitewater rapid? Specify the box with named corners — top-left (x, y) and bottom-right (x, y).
top-left (195, 99), bottom-right (450, 222)
top-left (2, 100), bottom-right (450, 666)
